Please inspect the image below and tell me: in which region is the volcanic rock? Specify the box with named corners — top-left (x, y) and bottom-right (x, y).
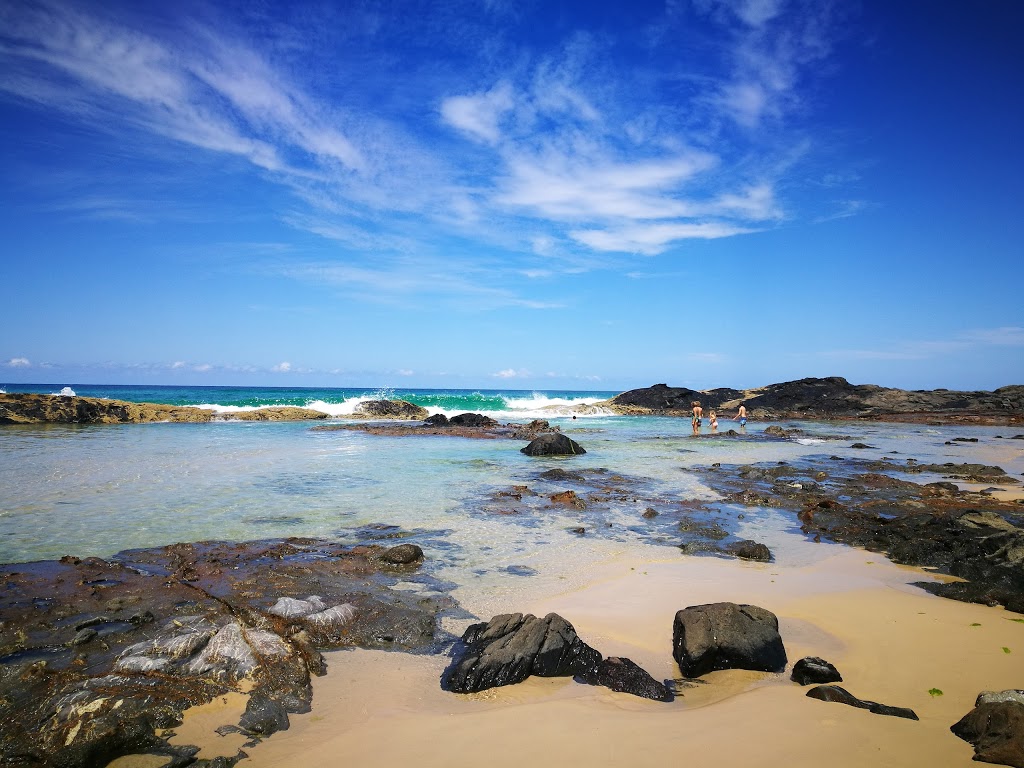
top-left (521, 433), bottom-right (586, 456)
top-left (353, 399), bottom-right (429, 420)
top-left (725, 540), bottom-right (772, 562)
top-left (806, 685), bottom-right (919, 720)
top-left (951, 690), bottom-right (1024, 768)
top-left (450, 412), bottom-right (499, 427)
top-left (582, 656), bottom-right (673, 702)
top-left (791, 657), bottom-right (843, 685)
top-left (672, 602), bottom-right (787, 678)
top-left (443, 613), bottom-right (601, 693)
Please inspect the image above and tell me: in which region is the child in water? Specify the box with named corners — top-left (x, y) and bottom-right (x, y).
top-left (709, 410), bottom-right (718, 431)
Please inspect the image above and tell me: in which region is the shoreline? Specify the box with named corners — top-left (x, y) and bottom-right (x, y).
top-left (223, 547), bottom-right (1019, 768)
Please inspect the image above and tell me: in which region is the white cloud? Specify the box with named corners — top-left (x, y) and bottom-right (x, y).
top-left (397, 369), bottom-right (414, 376)
top-left (6, 357), bottom-right (31, 367)
top-left (171, 361), bottom-right (186, 369)
top-left (570, 221), bottom-right (752, 255)
top-left (194, 363), bottom-right (213, 372)
top-left (493, 368), bottom-right (529, 378)
top-left (440, 82), bottom-right (515, 144)
top-left (272, 362), bottom-right (292, 372)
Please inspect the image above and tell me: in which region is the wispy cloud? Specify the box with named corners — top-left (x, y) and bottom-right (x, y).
top-left (6, 357), bottom-right (32, 367)
top-left (493, 368), bottom-right (530, 379)
top-left (822, 327), bottom-right (1024, 362)
top-left (0, 0), bottom-right (852, 297)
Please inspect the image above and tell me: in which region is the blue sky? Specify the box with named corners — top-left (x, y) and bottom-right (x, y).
top-left (0, 0), bottom-right (1021, 392)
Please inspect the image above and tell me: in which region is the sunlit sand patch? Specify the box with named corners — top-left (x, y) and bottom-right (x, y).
top-left (231, 547), bottom-right (1022, 768)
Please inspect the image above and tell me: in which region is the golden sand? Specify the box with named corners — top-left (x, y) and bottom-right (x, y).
top-left (176, 548), bottom-right (1023, 768)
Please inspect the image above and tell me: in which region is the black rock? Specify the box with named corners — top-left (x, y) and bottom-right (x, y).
top-left (379, 543), bottom-right (424, 565)
top-left (424, 414), bottom-right (449, 426)
top-left (725, 540), bottom-right (772, 562)
top-left (582, 656), bottom-right (673, 702)
top-left (951, 690), bottom-right (1024, 768)
top-left (239, 695), bottom-right (290, 737)
top-left (443, 613), bottom-right (602, 693)
top-left (521, 433), bottom-right (586, 456)
top-left (806, 685), bottom-right (918, 720)
top-left (450, 412), bottom-right (498, 427)
top-left (672, 602), bottom-right (787, 678)
top-left (791, 656), bottom-right (842, 685)
top-left (850, 443), bottom-right (875, 449)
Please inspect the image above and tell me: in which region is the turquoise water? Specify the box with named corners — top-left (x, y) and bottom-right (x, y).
top-left (2, 385), bottom-right (1022, 614)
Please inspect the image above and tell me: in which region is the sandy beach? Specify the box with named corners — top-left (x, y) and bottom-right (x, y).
top-left (164, 544), bottom-right (1023, 768)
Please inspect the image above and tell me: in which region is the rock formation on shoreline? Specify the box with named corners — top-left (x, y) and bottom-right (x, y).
top-left (0, 537), bottom-right (450, 767)
top-left (0, 393), bottom-right (328, 424)
top-left (602, 377), bottom-right (1024, 424)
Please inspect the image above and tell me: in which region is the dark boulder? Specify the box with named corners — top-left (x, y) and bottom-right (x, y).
top-left (672, 602), bottom-right (787, 678)
top-left (354, 400), bottom-right (429, 420)
top-left (379, 543), bottom-right (424, 565)
top-left (725, 540), bottom-right (772, 562)
top-left (951, 690), bottom-right (1024, 768)
top-left (521, 433), bottom-right (586, 456)
top-left (424, 413), bottom-right (449, 426)
top-left (450, 412), bottom-right (498, 427)
top-left (582, 656), bottom-right (673, 702)
top-left (443, 613), bottom-right (601, 693)
top-left (806, 685), bottom-right (918, 720)
top-left (791, 657), bottom-right (842, 685)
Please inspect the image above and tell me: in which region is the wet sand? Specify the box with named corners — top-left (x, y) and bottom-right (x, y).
top-left (173, 547), bottom-right (1024, 768)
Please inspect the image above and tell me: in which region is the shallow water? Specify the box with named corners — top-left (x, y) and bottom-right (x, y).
top-left (3, 407), bottom-right (1022, 615)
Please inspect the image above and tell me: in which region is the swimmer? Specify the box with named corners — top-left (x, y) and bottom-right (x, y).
top-left (735, 403), bottom-right (748, 427)
top-left (691, 401), bottom-right (703, 433)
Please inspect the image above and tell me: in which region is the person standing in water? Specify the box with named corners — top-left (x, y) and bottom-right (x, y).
top-left (691, 401), bottom-right (703, 433)
top-left (735, 403), bottom-right (748, 428)
top-left (709, 410), bottom-right (718, 431)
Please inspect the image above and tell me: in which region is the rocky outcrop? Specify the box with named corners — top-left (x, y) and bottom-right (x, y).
top-left (443, 613), bottom-right (601, 693)
top-left (603, 378), bottom-right (1024, 424)
top-left (806, 685), bottom-right (919, 720)
top-left (693, 457), bottom-right (1024, 612)
top-left (442, 613), bottom-right (670, 701)
top-left (352, 399), bottom-right (429, 419)
top-left (952, 690), bottom-right (1024, 768)
top-left (672, 602), bottom-right (787, 677)
top-left (521, 433), bottom-right (586, 456)
top-left (0, 393), bottom-right (328, 424)
top-left (0, 537), bottom-right (448, 767)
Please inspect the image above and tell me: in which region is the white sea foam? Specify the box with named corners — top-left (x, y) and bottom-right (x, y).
top-left (51, 387), bottom-right (76, 397)
top-left (0, 388), bottom-right (6, 394)
top-left (796, 438), bottom-right (827, 445)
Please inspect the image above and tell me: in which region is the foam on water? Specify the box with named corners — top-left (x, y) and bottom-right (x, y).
top-left (50, 386), bottom-right (76, 397)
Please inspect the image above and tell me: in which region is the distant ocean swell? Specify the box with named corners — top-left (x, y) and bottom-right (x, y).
top-left (1, 385), bottom-right (617, 419)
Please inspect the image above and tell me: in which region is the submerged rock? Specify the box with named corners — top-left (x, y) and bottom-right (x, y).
top-left (672, 602), bottom-right (787, 678)
top-left (521, 433), bottom-right (586, 456)
top-left (806, 685), bottom-right (919, 720)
